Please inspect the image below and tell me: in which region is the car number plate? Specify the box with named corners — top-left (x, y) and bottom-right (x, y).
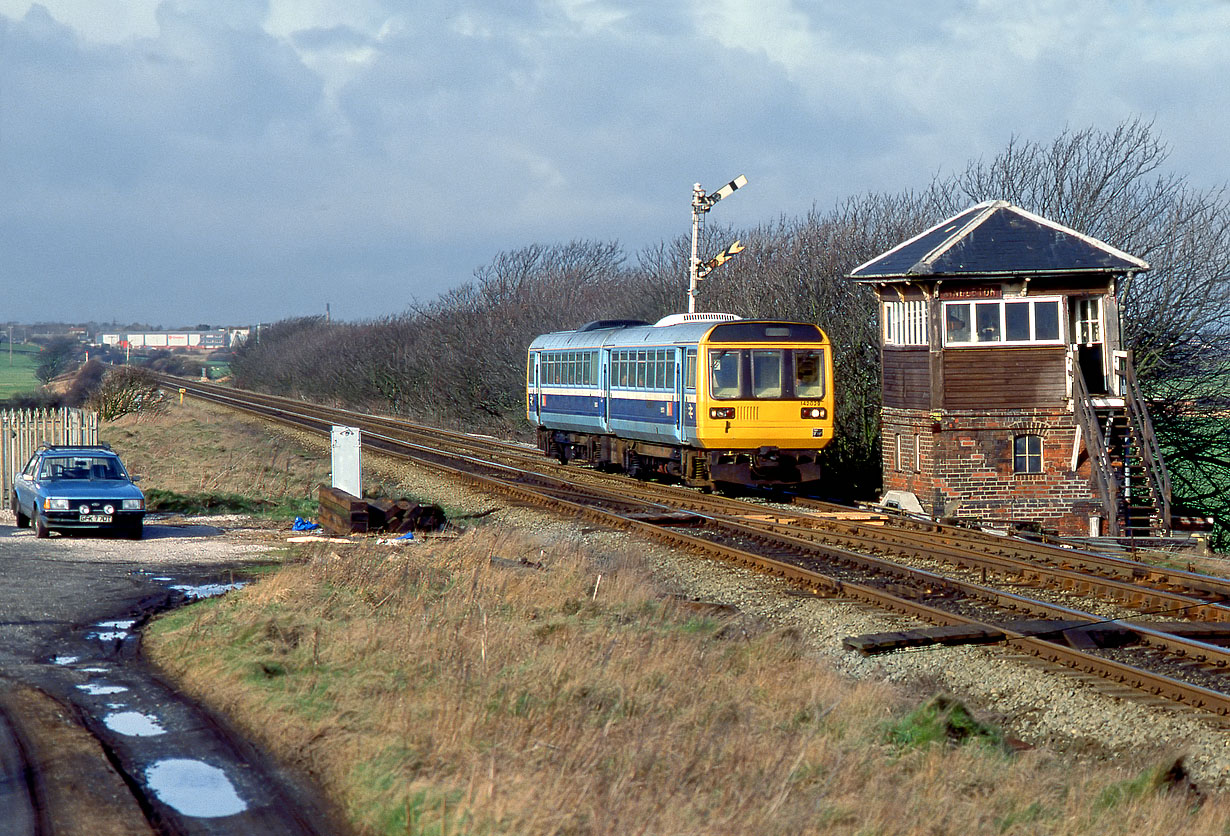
top-left (80, 513), bottom-right (112, 523)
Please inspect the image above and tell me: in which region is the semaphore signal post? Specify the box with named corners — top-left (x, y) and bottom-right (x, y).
top-left (688, 174), bottom-right (747, 313)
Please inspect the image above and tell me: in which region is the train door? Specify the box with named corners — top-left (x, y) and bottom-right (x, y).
top-left (673, 347), bottom-right (684, 443)
top-left (1071, 297), bottom-right (1107, 395)
top-left (529, 352), bottom-right (541, 422)
top-left (600, 348), bottom-right (612, 433)
top-left (681, 347), bottom-right (697, 445)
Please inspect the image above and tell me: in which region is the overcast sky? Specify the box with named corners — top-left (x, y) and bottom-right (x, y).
top-left (1, 1), bottom-right (1227, 327)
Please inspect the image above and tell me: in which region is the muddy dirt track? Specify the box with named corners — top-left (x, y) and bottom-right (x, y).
top-left (0, 515), bottom-right (343, 836)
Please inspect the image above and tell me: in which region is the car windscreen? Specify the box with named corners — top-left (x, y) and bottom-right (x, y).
top-left (38, 456), bottom-right (124, 480)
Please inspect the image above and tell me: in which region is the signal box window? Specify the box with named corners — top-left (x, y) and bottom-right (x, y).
top-left (945, 299), bottom-right (1064, 347)
top-left (1014, 435), bottom-right (1043, 474)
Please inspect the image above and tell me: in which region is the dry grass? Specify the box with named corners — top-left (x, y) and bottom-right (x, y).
top-left (146, 530), bottom-right (1230, 836)
top-left (100, 400), bottom-right (329, 506)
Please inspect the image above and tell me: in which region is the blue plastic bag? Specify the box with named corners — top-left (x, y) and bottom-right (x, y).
top-left (292, 517), bottom-right (320, 531)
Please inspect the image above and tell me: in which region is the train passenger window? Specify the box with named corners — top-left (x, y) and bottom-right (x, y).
top-left (636, 351), bottom-right (647, 388)
top-left (975, 302), bottom-right (1001, 342)
top-left (794, 349), bottom-right (825, 398)
top-left (666, 354), bottom-right (676, 390)
top-left (685, 350), bottom-right (696, 391)
top-left (710, 349), bottom-right (742, 399)
top-left (647, 352), bottom-right (658, 389)
top-left (945, 304), bottom-right (972, 343)
top-left (751, 350), bottom-right (783, 398)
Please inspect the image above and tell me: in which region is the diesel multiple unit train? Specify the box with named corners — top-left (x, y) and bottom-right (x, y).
top-left (527, 313), bottom-right (835, 489)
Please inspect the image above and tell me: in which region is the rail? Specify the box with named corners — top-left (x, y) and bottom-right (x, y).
top-left (1120, 351), bottom-right (1172, 531)
top-left (1069, 352), bottom-right (1120, 536)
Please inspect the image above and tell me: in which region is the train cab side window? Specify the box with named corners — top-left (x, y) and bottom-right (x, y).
top-left (710, 349), bottom-right (742, 399)
top-left (685, 349), bottom-right (697, 391)
top-left (751, 350), bottom-right (783, 398)
top-left (666, 352), bottom-right (676, 390)
top-left (793, 349), bottom-right (825, 398)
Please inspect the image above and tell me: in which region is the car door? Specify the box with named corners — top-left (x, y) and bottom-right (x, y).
top-left (13, 454), bottom-right (38, 515)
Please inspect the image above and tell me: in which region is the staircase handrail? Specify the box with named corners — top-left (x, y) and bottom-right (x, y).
top-left (1070, 349), bottom-right (1121, 536)
top-left (1120, 352), bottom-right (1172, 531)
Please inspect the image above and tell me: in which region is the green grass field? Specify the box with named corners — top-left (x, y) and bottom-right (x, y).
top-left (0, 344), bottom-right (42, 399)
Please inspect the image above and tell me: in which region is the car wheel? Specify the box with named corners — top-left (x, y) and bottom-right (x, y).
top-left (34, 513), bottom-right (50, 539)
top-left (13, 495), bottom-right (29, 528)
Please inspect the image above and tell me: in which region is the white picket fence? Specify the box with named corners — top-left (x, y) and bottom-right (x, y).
top-left (1, 408), bottom-right (98, 509)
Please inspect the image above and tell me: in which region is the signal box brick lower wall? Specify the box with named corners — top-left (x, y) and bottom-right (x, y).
top-left (881, 406), bottom-right (1103, 536)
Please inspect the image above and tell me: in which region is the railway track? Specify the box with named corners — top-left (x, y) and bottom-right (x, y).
top-left (164, 376), bottom-right (1230, 718)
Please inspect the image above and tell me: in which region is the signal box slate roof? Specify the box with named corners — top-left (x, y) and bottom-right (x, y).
top-left (849, 200), bottom-right (1149, 281)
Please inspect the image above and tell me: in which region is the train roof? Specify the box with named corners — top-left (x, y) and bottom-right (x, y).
top-left (529, 315), bottom-right (825, 351)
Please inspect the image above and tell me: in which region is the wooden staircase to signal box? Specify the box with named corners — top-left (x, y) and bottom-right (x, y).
top-left (1071, 351), bottom-right (1171, 539)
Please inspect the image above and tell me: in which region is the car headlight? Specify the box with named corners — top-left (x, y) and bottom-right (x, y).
top-left (45, 498), bottom-right (70, 511)
top-left (103, 504), bottom-right (115, 515)
top-left (122, 499), bottom-right (144, 511)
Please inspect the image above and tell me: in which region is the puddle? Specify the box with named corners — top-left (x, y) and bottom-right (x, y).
top-left (53, 655), bottom-right (79, 665)
top-left (104, 711), bottom-right (166, 737)
top-left (87, 630), bottom-right (130, 642)
top-left (145, 759), bottom-right (248, 818)
top-left (80, 666), bottom-right (109, 673)
top-left (77, 683), bottom-right (128, 695)
top-left (170, 582), bottom-right (247, 600)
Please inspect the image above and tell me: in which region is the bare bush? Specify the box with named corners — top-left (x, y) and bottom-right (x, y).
top-left (89, 366), bottom-right (167, 421)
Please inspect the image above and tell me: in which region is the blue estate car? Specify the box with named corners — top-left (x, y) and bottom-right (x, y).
top-left (11, 445), bottom-right (145, 539)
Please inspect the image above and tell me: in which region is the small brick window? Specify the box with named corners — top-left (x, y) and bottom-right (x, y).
top-left (1013, 434), bottom-right (1043, 474)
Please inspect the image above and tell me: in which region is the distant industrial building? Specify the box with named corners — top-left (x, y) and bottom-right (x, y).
top-left (96, 328), bottom-right (249, 351)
